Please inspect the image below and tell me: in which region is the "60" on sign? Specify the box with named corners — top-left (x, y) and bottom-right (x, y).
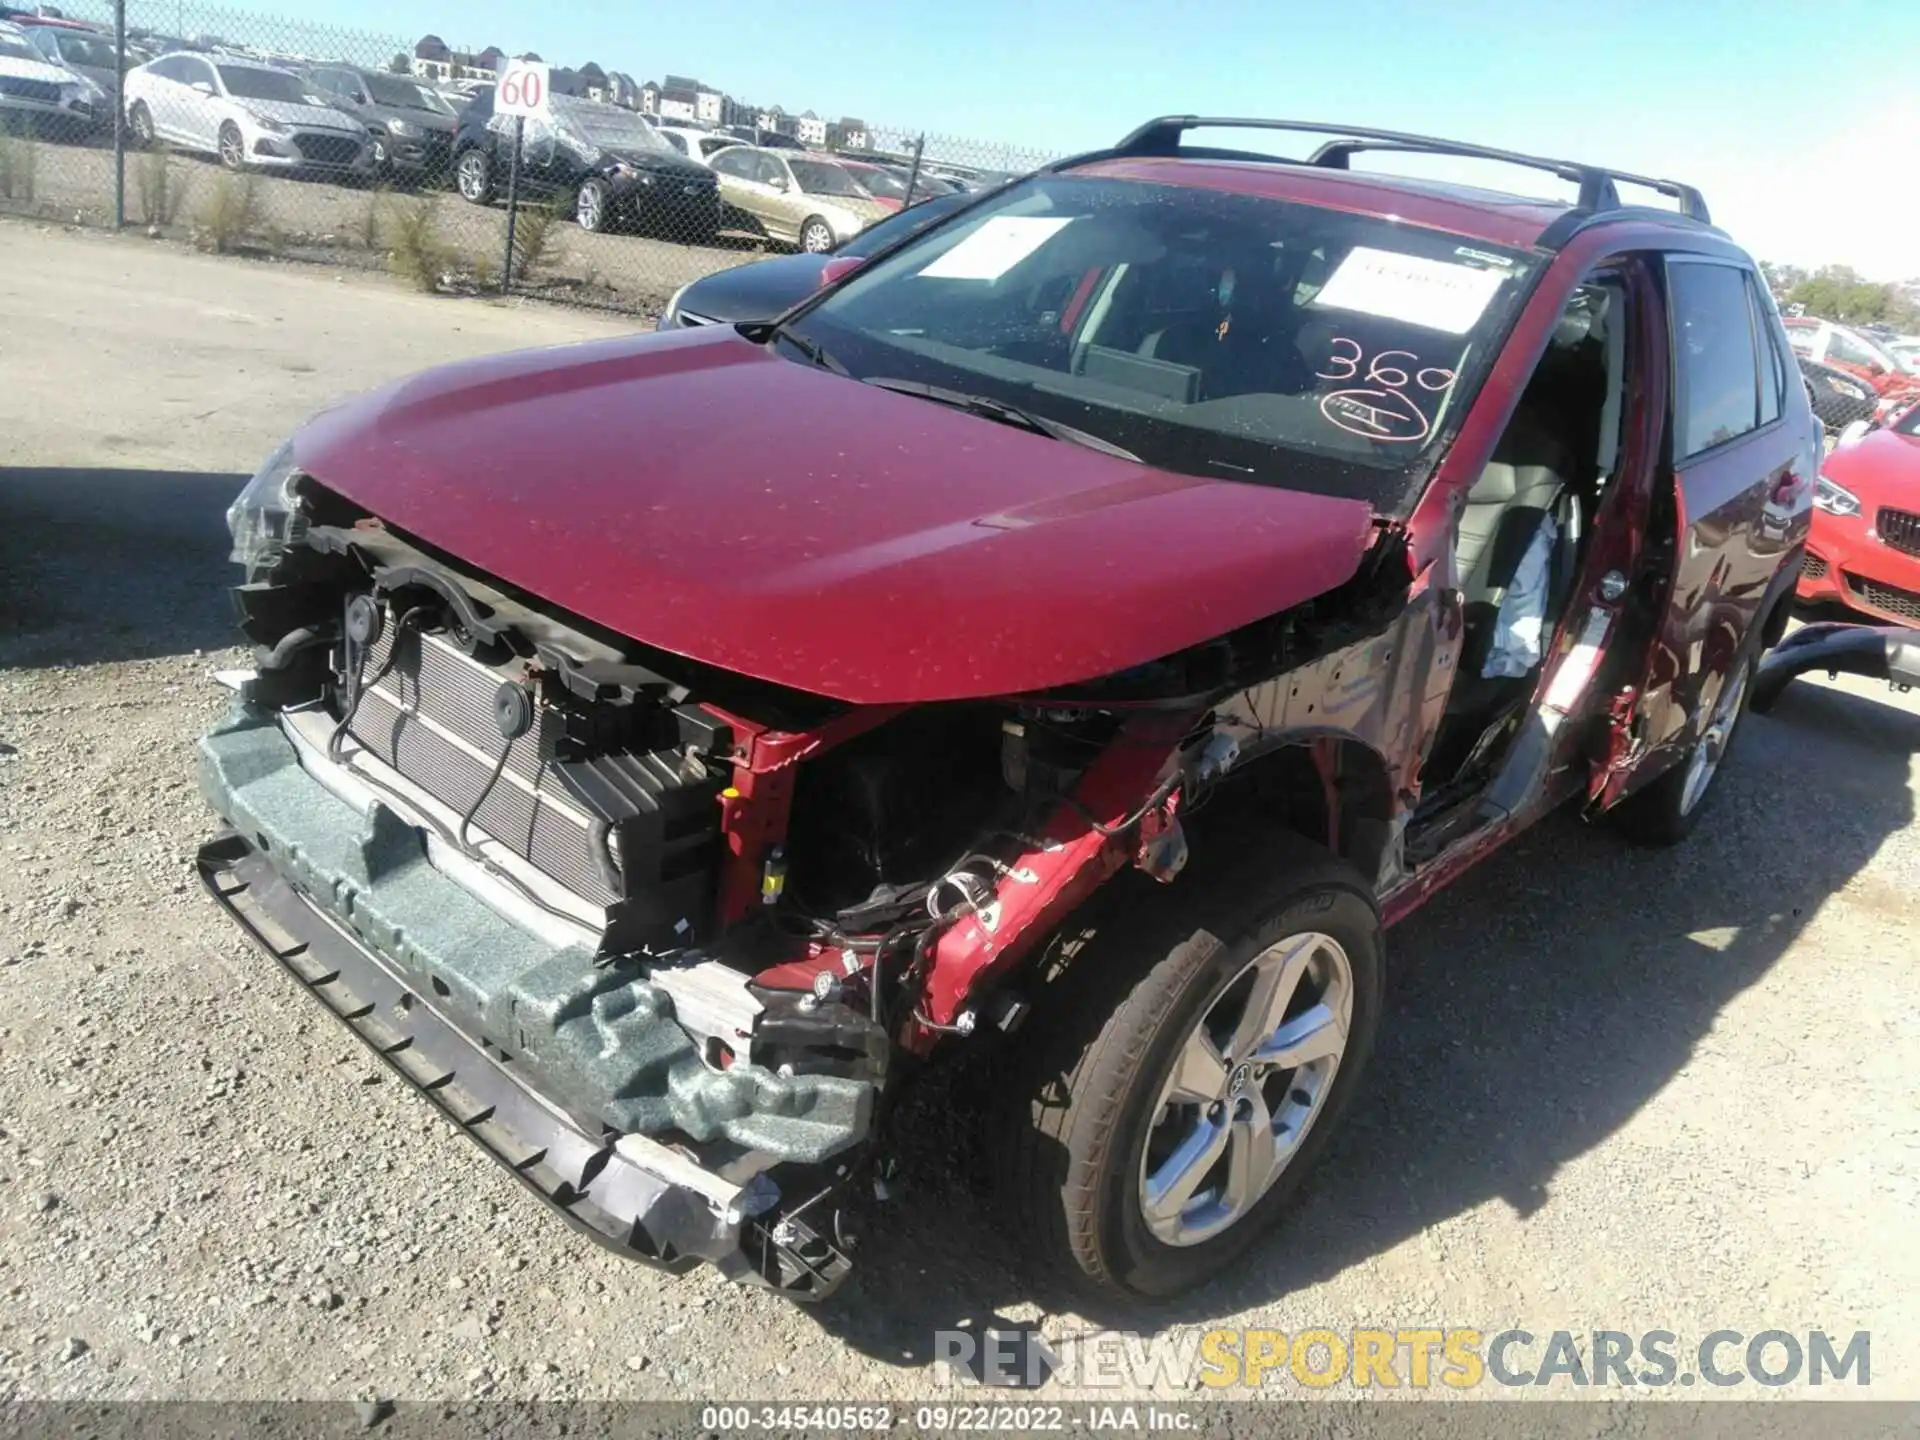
top-left (496, 59), bottom-right (550, 118)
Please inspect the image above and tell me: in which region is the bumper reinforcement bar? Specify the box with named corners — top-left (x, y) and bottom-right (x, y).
top-left (196, 830), bottom-right (766, 1283)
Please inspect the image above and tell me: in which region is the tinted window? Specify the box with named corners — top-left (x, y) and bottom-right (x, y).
top-left (752, 153), bottom-right (788, 187)
top-left (365, 72), bottom-right (443, 109)
top-left (659, 130), bottom-right (687, 154)
top-left (1782, 323), bottom-right (1817, 356)
top-left (58, 33), bottom-right (116, 67)
top-left (709, 147), bottom-right (754, 178)
top-left (789, 159), bottom-right (866, 197)
top-left (1670, 261), bottom-right (1761, 459)
top-left (218, 66), bottom-right (313, 103)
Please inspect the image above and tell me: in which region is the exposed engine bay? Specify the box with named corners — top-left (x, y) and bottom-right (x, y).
top-left (200, 473), bottom-right (1415, 1297)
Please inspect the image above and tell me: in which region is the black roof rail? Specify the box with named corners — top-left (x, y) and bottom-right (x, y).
top-left (1110, 116), bottom-right (1712, 227)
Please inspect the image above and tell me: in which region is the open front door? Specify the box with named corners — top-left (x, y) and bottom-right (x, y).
top-left (1592, 255), bottom-right (1811, 809)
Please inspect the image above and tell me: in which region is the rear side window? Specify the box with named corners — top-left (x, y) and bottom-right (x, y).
top-left (1748, 277), bottom-right (1788, 427)
top-left (1669, 260), bottom-right (1761, 459)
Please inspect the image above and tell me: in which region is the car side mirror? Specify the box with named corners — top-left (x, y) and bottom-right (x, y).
top-left (768, 176), bottom-right (789, 192)
top-left (190, 81), bottom-right (214, 95)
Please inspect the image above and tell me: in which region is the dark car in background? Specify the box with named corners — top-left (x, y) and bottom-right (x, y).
top-left (305, 63), bottom-right (456, 183)
top-left (1799, 355), bottom-right (1880, 434)
top-left (657, 184), bottom-right (985, 328)
top-left (453, 89), bottom-right (720, 238)
top-left (19, 22), bottom-right (125, 99)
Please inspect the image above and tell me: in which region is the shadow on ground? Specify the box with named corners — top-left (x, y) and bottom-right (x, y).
top-left (0, 466), bottom-right (246, 669)
top-left (803, 677), bottom-right (1919, 1371)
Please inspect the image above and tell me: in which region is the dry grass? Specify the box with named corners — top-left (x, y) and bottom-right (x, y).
top-left (0, 128), bottom-right (38, 203)
top-left (507, 198), bottom-right (562, 284)
top-left (356, 184), bottom-right (392, 250)
top-left (385, 195), bottom-right (456, 292)
top-left (133, 146), bottom-right (189, 227)
top-left (195, 170), bottom-right (264, 253)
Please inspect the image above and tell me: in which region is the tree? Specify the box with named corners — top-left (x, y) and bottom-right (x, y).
top-left (388, 53), bottom-right (410, 74)
top-left (1788, 265), bottom-right (1896, 325)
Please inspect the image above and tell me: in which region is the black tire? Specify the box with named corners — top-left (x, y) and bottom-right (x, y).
top-left (1610, 650), bottom-right (1756, 846)
top-left (575, 177), bottom-right (610, 233)
top-left (217, 121), bottom-right (246, 173)
top-left (454, 147), bottom-right (493, 205)
top-left (992, 831), bottom-right (1383, 1303)
top-left (128, 101), bottom-right (155, 150)
top-left (798, 215), bottom-right (835, 254)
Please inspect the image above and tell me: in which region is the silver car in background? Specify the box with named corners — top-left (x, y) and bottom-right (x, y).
top-left (0, 23), bottom-right (103, 139)
top-left (124, 51), bottom-right (371, 176)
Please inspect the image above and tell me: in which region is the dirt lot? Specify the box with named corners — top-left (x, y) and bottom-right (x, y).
top-left (10, 137), bottom-right (770, 318)
top-left (2, 220), bottom-right (1918, 1406)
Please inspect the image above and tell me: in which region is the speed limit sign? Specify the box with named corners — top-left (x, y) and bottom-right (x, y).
top-left (497, 59), bottom-right (550, 118)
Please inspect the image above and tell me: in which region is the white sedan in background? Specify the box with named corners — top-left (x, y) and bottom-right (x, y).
top-left (124, 51), bottom-right (371, 177)
top-left (652, 124), bottom-right (743, 167)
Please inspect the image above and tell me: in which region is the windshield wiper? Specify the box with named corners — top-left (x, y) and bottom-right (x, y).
top-left (740, 320), bottom-right (852, 377)
top-left (863, 378), bottom-right (1140, 462)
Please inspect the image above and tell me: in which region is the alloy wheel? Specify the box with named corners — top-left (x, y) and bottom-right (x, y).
top-left (1139, 931), bottom-right (1353, 1247)
top-left (218, 125), bottom-right (245, 171)
top-left (800, 220), bottom-right (834, 253)
top-left (577, 181), bottom-right (605, 232)
top-left (457, 152), bottom-right (488, 201)
top-left (1679, 659), bottom-right (1750, 816)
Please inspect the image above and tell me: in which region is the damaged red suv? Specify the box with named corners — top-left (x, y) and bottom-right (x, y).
top-left (197, 117), bottom-right (1816, 1302)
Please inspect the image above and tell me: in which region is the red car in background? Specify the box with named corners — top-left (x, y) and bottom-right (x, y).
top-left (1800, 400), bottom-right (1920, 623)
top-left (1784, 317), bottom-right (1920, 415)
top-left (832, 156), bottom-right (907, 212)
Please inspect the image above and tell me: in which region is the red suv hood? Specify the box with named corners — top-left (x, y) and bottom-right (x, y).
top-left (294, 328), bottom-right (1378, 703)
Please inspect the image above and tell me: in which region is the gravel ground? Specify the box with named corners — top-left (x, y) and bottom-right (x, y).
top-left (7, 137), bottom-right (774, 319)
top-left (2, 220), bottom-right (1918, 1407)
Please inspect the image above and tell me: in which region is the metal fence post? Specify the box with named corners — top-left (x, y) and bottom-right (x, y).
top-left (903, 134), bottom-right (925, 208)
top-left (501, 116), bottom-right (524, 294)
top-left (112, 0), bottom-right (126, 229)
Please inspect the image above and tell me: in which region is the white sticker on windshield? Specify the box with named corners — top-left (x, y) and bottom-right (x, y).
top-left (917, 216), bottom-right (1075, 280)
top-left (1311, 247), bottom-right (1506, 334)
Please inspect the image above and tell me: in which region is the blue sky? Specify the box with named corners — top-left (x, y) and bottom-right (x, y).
top-left (262, 0), bottom-right (1915, 277)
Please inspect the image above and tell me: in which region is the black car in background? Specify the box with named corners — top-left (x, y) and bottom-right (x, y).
top-left (1798, 355), bottom-right (1880, 434)
top-left (656, 185), bottom-right (984, 328)
top-left (452, 89), bottom-right (720, 238)
top-left (19, 23), bottom-right (131, 97)
top-left (305, 63), bottom-right (457, 183)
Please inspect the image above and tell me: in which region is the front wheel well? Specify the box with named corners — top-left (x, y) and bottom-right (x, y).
top-left (1189, 736), bottom-right (1396, 892)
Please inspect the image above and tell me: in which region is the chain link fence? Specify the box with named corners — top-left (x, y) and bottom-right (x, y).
top-left (1795, 356), bottom-right (1885, 436)
top-left (0, 0), bottom-right (1055, 318)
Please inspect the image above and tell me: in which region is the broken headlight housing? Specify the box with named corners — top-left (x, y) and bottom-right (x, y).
top-left (226, 440), bottom-right (305, 575)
